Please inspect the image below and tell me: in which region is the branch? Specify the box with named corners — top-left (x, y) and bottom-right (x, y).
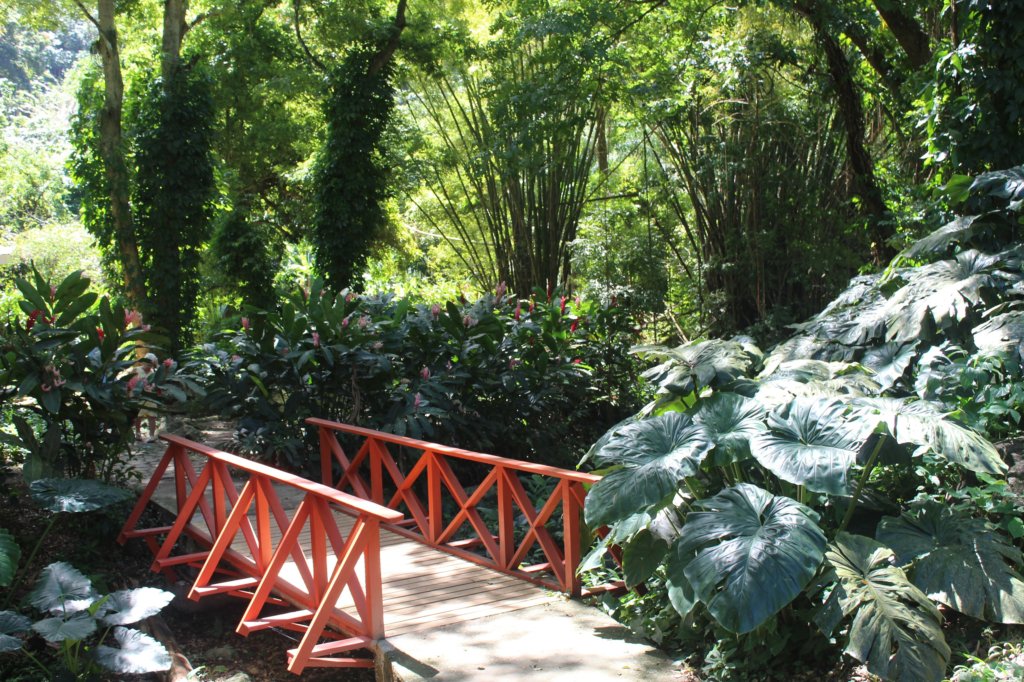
top-left (367, 0), bottom-right (407, 78)
top-left (184, 10), bottom-right (217, 37)
top-left (293, 0), bottom-right (328, 73)
top-left (72, 0), bottom-right (109, 50)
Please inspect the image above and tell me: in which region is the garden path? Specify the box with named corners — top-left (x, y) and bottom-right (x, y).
top-left (128, 422), bottom-right (683, 681)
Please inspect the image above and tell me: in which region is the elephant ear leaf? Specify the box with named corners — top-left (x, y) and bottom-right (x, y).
top-left (636, 339), bottom-right (759, 396)
top-left (0, 528), bottom-right (20, 587)
top-left (818, 533), bottom-right (949, 682)
top-left (584, 412), bottom-right (711, 527)
top-left (751, 398), bottom-right (867, 495)
top-left (95, 627), bottom-right (171, 674)
top-left (691, 392), bottom-right (766, 466)
top-left (877, 503), bottom-right (1024, 624)
top-left (852, 397), bottom-right (1005, 475)
top-left (861, 343), bottom-right (917, 392)
top-left (672, 483), bottom-right (826, 634)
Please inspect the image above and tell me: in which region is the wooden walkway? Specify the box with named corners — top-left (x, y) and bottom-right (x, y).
top-left (120, 423), bottom-right (680, 680)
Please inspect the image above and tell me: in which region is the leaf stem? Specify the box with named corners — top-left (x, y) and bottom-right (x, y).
top-left (837, 434), bottom-right (887, 535)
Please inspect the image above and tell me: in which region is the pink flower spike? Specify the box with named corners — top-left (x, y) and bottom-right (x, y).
top-left (514, 304), bottom-right (521, 321)
top-left (312, 331), bottom-right (320, 348)
top-left (241, 317), bottom-right (250, 331)
top-left (342, 316), bottom-right (350, 328)
top-left (495, 281), bottom-right (507, 300)
top-left (420, 366), bottom-right (430, 380)
top-left (163, 358), bottom-right (174, 368)
top-left (96, 327), bottom-right (105, 341)
top-left (49, 285), bottom-right (57, 301)
top-left (570, 319), bottom-right (579, 333)
top-left (124, 309), bottom-right (143, 328)
top-left (431, 303), bottom-right (441, 319)
top-left (560, 296), bottom-right (567, 315)
top-left (414, 393), bottom-right (422, 410)
top-left (358, 316), bottom-right (369, 329)
top-left (572, 358), bottom-right (582, 364)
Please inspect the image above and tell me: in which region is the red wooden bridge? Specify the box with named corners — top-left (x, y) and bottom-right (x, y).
top-left (119, 418), bottom-right (652, 678)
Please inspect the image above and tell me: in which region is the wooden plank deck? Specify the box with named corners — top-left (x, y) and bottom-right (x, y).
top-left (143, 452), bottom-right (561, 639)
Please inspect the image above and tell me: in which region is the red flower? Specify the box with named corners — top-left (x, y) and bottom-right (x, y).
top-left (26, 309), bottom-right (42, 332)
top-left (514, 304), bottom-right (521, 321)
top-left (124, 309), bottom-right (143, 328)
top-left (420, 366), bottom-right (431, 380)
top-left (241, 317), bottom-right (250, 331)
top-left (96, 326), bottom-right (105, 341)
top-left (312, 331), bottom-right (320, 348)
top-left (570, 320), bottom-right (579, 333)
top-left (560, 296), bottom-right (567, 315)
top-left (572, 358), bottom-right (582, 364)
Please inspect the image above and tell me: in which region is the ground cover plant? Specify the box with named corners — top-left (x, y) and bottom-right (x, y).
top-left (580, 167), bottom-right (1024, 681)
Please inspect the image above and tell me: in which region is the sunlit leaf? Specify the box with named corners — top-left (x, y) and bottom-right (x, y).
top-left (95, 627), bottom-right (171, 674)
top-left (100, 587), bottom-right (174, 626)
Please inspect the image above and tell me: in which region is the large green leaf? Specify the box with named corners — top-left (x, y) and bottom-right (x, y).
top-left (751, 398), bottom-right (867, 495)
top-left (883, 250), bottom-right (1009, 343)
top-left (0, 611), bottom-right (30, 653)
top-left (817, 533), bottom-right (949, 682)
top-left (851, 397), bottom-right (1005, 475)
top-left (32, 612), bottom-right (97, 643)
top-left (621, 529), bottom-right (669, 588)
top-left (877, 504), bottom-right (1024, 624)
top-left (95, 627), bottom-right (171, 674)
top-left (584, 412), bottom-right (711, 527)
top-left (671, 483), bottom-right (826, 634)
top-left (636, 339), bottom-right (759, 396)
top-left (29, 478), bottom-right (133, 513)
top-left (898, 216), bottom-right (980, 260)
top-left (28, 562), bottom-right (96, 615)
top-left (691, 392), bottom-right (766, 466)
top-left (973, 309), bottom-right (1024, 361)
top-left (0, 528), bottom-right (20, 587)
top-left (100, 587), bottom-right (175, 626)
top-left (861, 343), bottom-right (917, 392)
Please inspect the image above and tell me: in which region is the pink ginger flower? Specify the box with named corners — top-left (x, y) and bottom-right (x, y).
top-left (96, 326), bottom-right (105, 341)
top-left (345, 292), bottom-right (357, 303)
top-left (420, 367), bottom-right (430, 380)
top-left (342, 316), bottom-right (350, 328)
top-left (529, 298), bottom-right (536, 313)
top-left (358, 316), bottom-right (369, 329)
top-left (312, 331), bottom-right (320, 348)
top-left (241, 317), bottom-right (250, 331)
top-left (431, 303), bottom-right (441, 319)
top-left (414, 393), bottom-right (422, 410)
top-left (49, 285), bottom-right (57, 301)
top-left (127, 374), bottom-right (142, 394)
top-left (463, 315), bottom-right (477, 328)
top-left (495, 281), bottom-right (507, 301)
top-left (124, 309), bottom-right (143, 328)
top-left (514, 304), bottom-right (521, 321)
top-left (572, 358), bottom-right (582, 365)
top-left (163, 358), bottom-right (174, 369)
top-left (560, 296), bottom-right (567, 315)
top-left (570, 319), bottom-right (579, 333)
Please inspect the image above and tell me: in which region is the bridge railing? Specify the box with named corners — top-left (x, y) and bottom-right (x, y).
top-left (308, 418), bottom-right (609, 597)
top-left (118, 434), bottom-right (402, 673)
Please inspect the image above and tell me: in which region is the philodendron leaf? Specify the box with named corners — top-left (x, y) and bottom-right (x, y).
top-left (636, 339), bottom-right (759, 396)
top-left (95, 627), bottom-right (171, 674)
top-left (28, 561), bottom-right (96, 615)
top-left (0, 611), bottom-right (30, 653)
top-left (0, 528), bottom-right (20, 587)
top-left (100, 587), bottom-right (175, 626)
top-left (818, 533), bottom-right (949, 682)
top-left (671, 483), bottom-right (826, 634)
top-left (851, 397), bottom-right (1005, 475)
top-left (973, 310), bottom-right (1024, 361)
top-left (621, 529), bottom-right (669, 588)
top-left (29, 478), bottom-right (133, 513)
top-left (861, 343), bottom-right (917, 392)
top-left (877, 503), bottom-right (1024, 624)
top-left (751, 398), bottom-right (867, 495)
top-left (32, 612), bottom-right (96, 643)
top-left (691, 393), bottom-right (766, 466)
top-left (584, 413), bottom-right (711, 527)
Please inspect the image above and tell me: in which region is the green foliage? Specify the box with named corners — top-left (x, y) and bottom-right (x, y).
top-left (0, 268), bottom-right (198, 480)
top-left (0, 528), bottom-right (19, 588)
top-left (314, 46), bottom-right (395, 291)
top-left (131, 68), bottom-right (216, 351)
top-left (580, 167), bottom-right (1024, 680)
top-left (3, 561), bottom-right (172, 678)
top-left (196, 281), bottom-right (642, 471)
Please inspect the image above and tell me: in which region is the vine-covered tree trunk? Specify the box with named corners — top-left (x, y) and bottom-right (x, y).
top-left (95, 0), bottom-right (147, 311)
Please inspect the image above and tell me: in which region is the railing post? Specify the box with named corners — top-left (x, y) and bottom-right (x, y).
top-left (318, 426), bottom-right (333, 487)
top-left (497, 466), bottom-right (515, 569)
top-left (364, 518), bottom-right (385, 640)
top-left (369, 438), bottom-right (384, 506)
top-left (427, 452), bottom-right (442, 543)
top-left (563, 481), bottom-right (584, 597)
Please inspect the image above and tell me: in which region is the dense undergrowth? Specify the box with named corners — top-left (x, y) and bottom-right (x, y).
top-left (578, 168), bottom-right (1024, 680)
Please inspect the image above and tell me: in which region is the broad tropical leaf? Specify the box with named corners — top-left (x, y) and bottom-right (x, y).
top-left (851, 397), bottom-right (1005, 475)
top-left (584, 413), bottom-right (711, 527)
top-left (691, 392), bottom-right (766, 465)
top-left (671, 483), bottom-right (826, 634)
top-left (898, 216), bottom-right (980, 260)
top-left (751, 398), bottom-right (867, 495)
top-left (861, 343), bottom-right (917, 392)
top-left (818, 533), bottom-right (949, 682)
top-left (32, 612), bottom-right (96, 643)
top-left (877, 503), bottom-right (1024, 624)
top-left (29, 478), bottom-right (133, 513)
top-left (28, 561), bottom-right (96, 615)
top-left (95, 627), bottom-right (171, 674)
top-left (0, 611), bottom-right (30, 653)
top-left (621, 529), bottom-right (669, 588)
top-left (579, 415), bottom-right (637, 468)
top-left (636, 339), bottom-right (759, 396)
top-left (100, 587), bottom-right (175, 626)
top-left (973, 310), bottom-right (1024, 361)
top-left (0, 528), bottom-right (19, 587)
top-left (883, 250), bottom-right (1010, 344)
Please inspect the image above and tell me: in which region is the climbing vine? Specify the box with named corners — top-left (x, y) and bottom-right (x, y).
top-left (131, 67), bottom-right (216, 350)
top-left (313, 45), bottom-right (395, 292)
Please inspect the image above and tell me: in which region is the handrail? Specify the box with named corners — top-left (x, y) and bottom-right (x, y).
top-left (306, 418), bottom-right (601, 484)
top-left (309, 417), bottom-right (608, 597)
top-left (119, 435), bottom-right (400, 673)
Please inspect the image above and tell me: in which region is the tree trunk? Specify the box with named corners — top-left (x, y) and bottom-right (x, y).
top-left (96, 0), bottom-right (147, 310)
top-left (796, 1), bottom-right (893, 263)
top-left (871, 0), bottom-right (931, 69)
top-left (161, 0), bottom-right (187, 82)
